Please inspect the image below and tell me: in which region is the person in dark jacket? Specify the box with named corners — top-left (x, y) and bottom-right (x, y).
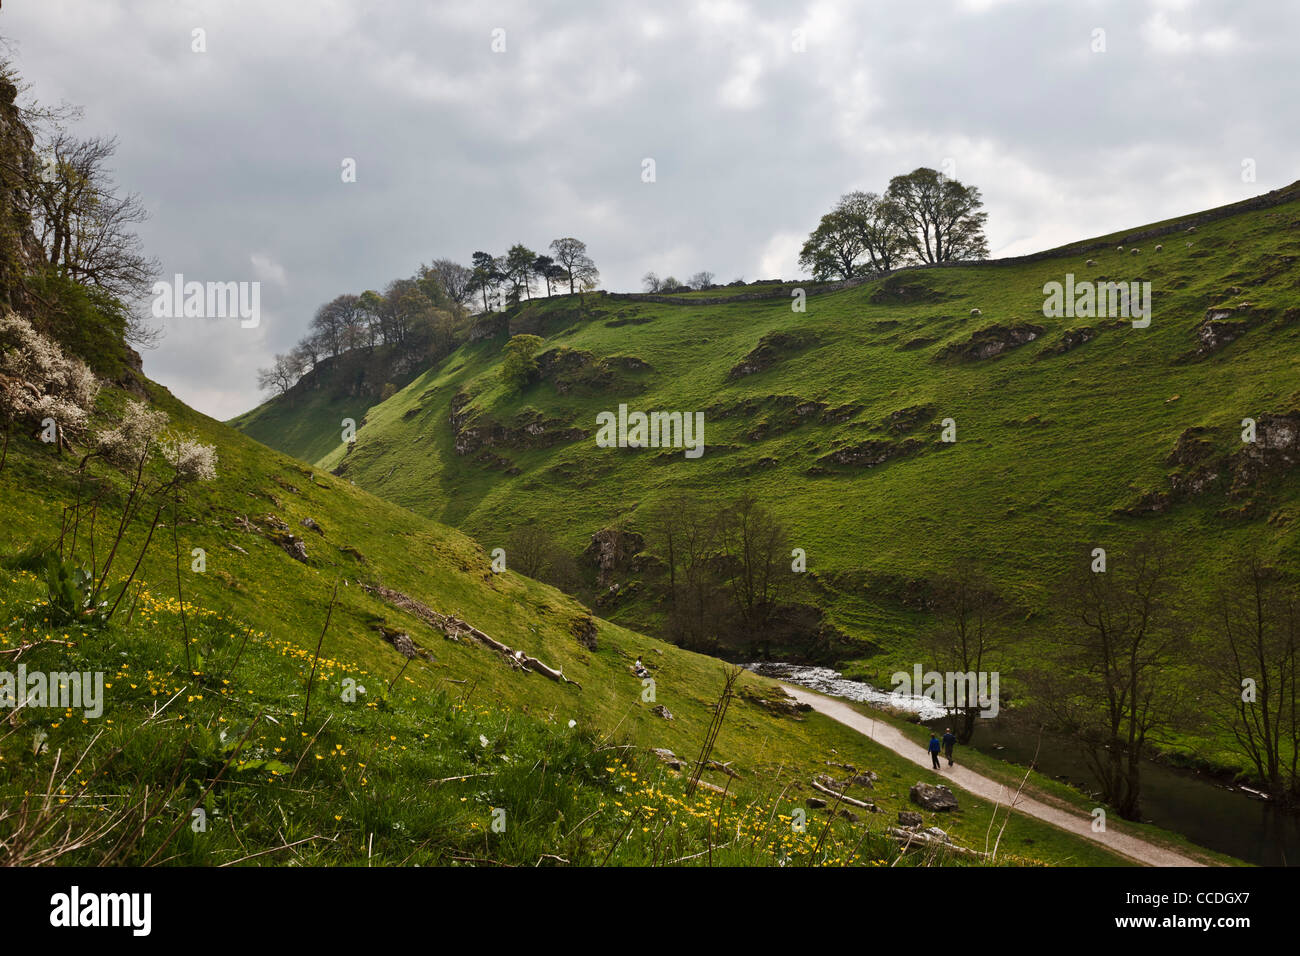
top-left (942, 728), bottom-right (956, 766)
top-left (928, 733), bottom-right (942, 769)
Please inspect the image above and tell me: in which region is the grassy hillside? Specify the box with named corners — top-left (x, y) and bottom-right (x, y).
top-left (0, 366), bottom-right (1186, 866)
top-left (246, 187), bottom-right (1299, 642)
top-left (229, 345), bottom-right (424, 466)
top-left (232, 184), bottom-right (1300, 785)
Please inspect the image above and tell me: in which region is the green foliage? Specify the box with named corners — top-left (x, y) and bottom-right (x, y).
top-left (499, 333), bottom-right (543, 392)
top-left (27, 270), bottom-right (131, 378)
top-left (41, 553), bottom-right (102, 626)
top-left (0, 360), bottom-right (1167, 867)
top-left (1, 539), bottom-right (51, 572)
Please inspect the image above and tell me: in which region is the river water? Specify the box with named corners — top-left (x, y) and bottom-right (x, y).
top-left (748, 662), bottom-right (1299, 866)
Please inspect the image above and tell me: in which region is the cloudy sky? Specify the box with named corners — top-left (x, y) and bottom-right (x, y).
top-left (5, 0), bottom-right (1296, 419)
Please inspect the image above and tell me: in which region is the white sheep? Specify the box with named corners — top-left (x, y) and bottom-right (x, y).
top-left (1154, 244), bottom-right (1163, 252)
top-left (970, 308), bottom-right (982, 316)
top-left (1117, 246), bottom-right (1124, 252)
top-left (1131, 248), bottom-right (1141, 255)
top-left (1187, 226), bottom-right (1197, 233)
top-left (1086, 259), bottom-right (1097, 267)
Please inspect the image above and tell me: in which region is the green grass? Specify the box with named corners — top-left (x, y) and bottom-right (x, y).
top-left (229, 387), bottom-right (369, 468)
top-left (235, 186), bottom-right (1300, 783)
top-left (0, 372), bottom-right (1162, 866)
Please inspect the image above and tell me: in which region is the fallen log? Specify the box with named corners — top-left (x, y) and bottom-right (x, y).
top-left (513, 649), bottom-right (582, 688)
top-left (886, 826), bottom-right (988, 859)
top-left (362, 583), bottom-right (581, 689)
top-left (810, 778), bottom-right (874, 809)
top-left (694, 779), bottom-right (734, 797)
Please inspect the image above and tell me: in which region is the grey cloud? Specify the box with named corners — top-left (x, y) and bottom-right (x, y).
top-left (5, 0), bottom-right (1296, 418)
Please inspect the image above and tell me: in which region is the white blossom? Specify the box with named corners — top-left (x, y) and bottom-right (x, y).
top-left (97, 400), bottom-right (169, 466)
top-left (0, 313), bottom-right (100, 435)
top-left (162, 435), bottom-right (218, 482)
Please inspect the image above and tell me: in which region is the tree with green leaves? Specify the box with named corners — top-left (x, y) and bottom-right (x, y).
top-left (798, 207), bottom-right (863, 280)
top-left (499, 333), bottom-right (543, 392)
top-left (884, 167), bottom-right (989, 264)
top-left (548, 237), bottom-right (598, 294)
top-left (532, 254), bottom-right (556, 295)
top-left (504, 244), bottom-right (537, 301)
top-left (838, 190), bottom-right (911, 274)
top-left (470, 250), bottom-right (503, 313)
top-left (545, 261), bottom-right (568, 294)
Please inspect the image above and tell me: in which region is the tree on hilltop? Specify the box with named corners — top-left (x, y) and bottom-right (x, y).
top-left (548, 237), bottom-right (598, 294)
top-left (504, 244), bottom-right (537, 301)
top-left (885, 167), bottom-right (989, 264)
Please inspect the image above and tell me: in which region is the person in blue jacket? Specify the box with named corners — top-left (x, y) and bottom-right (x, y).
top-left (928, 733), bottom-right (942, 769)
top-left (942, 728), bottom-right (957, 767)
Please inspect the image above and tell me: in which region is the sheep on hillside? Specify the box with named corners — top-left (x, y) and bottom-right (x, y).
top-left (1131, 248), bottom-right (1141, 255)
top-left (1155, 244), bottom-right (1163, 252)
top-left (1086, 259), bottom-right (1097, 267)
top-left (970, 308), bottom-right (982, 316)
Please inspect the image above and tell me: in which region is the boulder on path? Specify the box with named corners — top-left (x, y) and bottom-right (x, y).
top-left (909, 782), bottom-right (959, 812)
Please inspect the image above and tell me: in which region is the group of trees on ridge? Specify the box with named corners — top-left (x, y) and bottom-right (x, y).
top-left (256, 237), bottom-right (599, 398)
top-left (257, 167), bottom-right (992, 397)
top-left (799, 167), bottom-right (990, 281)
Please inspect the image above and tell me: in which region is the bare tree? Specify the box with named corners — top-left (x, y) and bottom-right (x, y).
top-left (647, 496), bottom-right (725, 652)
top-left (642, 271), bottom-right (661, 293)
top-left (1038, 538), bottom-right (1187, 820)
top-left (687, 271), bottom-right (714, 290)
top-left (30, 133), bottom-right (159, 309)
top-left (256, 352), bottom-right (302, 396)
top-left (715, 496), bottom-right (790, 656)
top-left (423, 258), bottom-right (473, 306)
top-left (925, 560), bottom-right (1004, 743)
top-left (1202, 556), bottom-right (1300, 801)
top-left (548, 237), bottom-right (598, 294)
